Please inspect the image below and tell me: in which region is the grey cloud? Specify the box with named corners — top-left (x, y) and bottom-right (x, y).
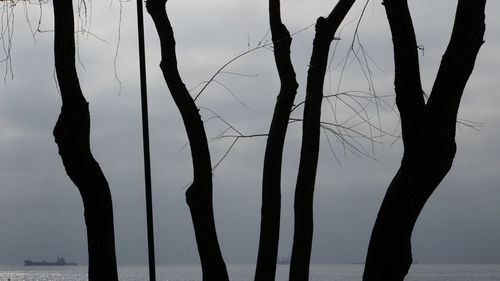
top-left (1, 0), bottom-right (499, 266)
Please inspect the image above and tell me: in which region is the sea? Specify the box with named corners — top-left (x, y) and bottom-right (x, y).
top-left (0, 264), bottom-right (499, 281)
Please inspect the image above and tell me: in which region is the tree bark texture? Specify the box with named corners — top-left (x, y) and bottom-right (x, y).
top-left (146, 1), bottom-right (229, 280)
top-left (363, 1), bottom-right (486, 281)
top-left (254, 0), bottom-right (298, 280)
top-left (289, 1), bottom-right (355, 281)
top-left (52, 0), bottom-right (118, 280)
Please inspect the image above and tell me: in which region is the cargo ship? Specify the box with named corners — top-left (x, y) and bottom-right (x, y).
top-left (277, 256), bottom-right (290, 265)
top-left (24, 257), bottom-right (77, 266)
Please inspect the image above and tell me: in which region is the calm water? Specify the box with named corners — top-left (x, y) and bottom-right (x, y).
top-left (0, 264), bottom-right (499, 281)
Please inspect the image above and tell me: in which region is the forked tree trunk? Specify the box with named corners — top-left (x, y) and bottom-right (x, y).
top-left (363, 1), bottom-right (486, 280)
top-left (146, 1), bottom-right (229, 280)
top-left (289, 1), bottom-right (355, 281)
top-left (254, 0), bottom-right (298, 280)
top-left (52, 0), bottom-right (118, 280)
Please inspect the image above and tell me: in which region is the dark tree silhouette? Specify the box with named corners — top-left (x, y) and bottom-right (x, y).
top-left (52, 0), bottom-right (119, 280)
top-left (289, 1), bottom-right (355, 280)
top-left (146, 1), bottom-right (229, 280)
top-left (254, 0), bottom-right (298, 280)
top-left (363, 1), bottom-right (486, 281)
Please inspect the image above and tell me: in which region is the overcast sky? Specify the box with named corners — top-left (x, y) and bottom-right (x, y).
top-left (0, 0), bottom-right (499, 266)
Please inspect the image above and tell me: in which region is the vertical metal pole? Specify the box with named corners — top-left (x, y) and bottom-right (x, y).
top-left (136, 0), bottom-right (156, 280)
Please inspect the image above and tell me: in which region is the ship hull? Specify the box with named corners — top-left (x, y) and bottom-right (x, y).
top-left (24, 257), bottom-right (77, 266)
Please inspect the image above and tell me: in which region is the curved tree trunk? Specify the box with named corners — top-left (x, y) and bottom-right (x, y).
top-left (363, 152), bottom-right (455, 280)
top-left (52, 0), bottom-right (118, 280)
top-left (363, 1), bottom-right (486, 280)
top-left (289, 1), bottom-right (355, 281)
top-left (146, 1), bottom-right (229, 280)
top-left (254, 1), bottom-right (298, 280)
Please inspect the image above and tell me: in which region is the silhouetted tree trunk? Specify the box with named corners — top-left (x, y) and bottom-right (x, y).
top-left (363, 1), bottom-right (486, 281)
top-left (52, 0), bottom-right (118, 280)
top-left (254, 0), bottom-right (298, 280)
top-left (289, 1), bottom-right (355, 281)
top-left (146, 1), bottom-right (229, 281)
